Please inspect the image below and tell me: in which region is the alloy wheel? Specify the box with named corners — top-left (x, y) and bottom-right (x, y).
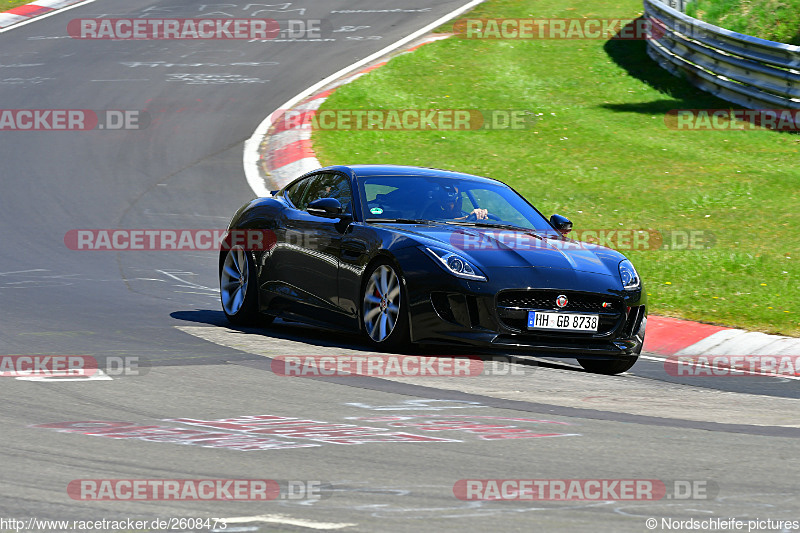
top-left (363, 264), bottom-right (401, 342)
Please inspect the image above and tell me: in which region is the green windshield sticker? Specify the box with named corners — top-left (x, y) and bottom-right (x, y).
top-left (370, 207), bottom-right (384, 215)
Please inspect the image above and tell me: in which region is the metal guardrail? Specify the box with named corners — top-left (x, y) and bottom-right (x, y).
top-left (644, 0), bottom-right (800, 110)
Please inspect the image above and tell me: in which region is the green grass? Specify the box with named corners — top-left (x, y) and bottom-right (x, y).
top-left (687, 0), bottom-right (800, 45)
top-left (1, 0), bottom-right (34, 10)
top-left (312, 0), bottom-right (800, 336)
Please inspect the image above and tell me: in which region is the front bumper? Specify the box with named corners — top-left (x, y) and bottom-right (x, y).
top-left (406, 271), bottom-right (646, 360)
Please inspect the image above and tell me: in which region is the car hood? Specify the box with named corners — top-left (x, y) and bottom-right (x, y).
top-left (384, 223), bottom-right (625, 278)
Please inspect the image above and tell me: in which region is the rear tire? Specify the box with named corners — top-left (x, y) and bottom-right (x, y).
top-left (220, 245), bottom-right (265, 326)
top-left (361, 260), bottom-right (410, 351)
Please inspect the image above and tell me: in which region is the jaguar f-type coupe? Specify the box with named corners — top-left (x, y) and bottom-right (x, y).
top-left (220, 165), bottom-right (646, 374)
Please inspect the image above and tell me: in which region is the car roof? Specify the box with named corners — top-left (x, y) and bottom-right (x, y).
top-left (323, 164), bottom-right (505, 186)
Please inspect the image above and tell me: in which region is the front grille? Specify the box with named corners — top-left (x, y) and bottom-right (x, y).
top-left (496, 290), bottom-right (624, 335)
top-left (498, 290), bottom-right (621, 312)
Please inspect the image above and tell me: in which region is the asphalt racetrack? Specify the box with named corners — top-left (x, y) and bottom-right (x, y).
top-left (0, 1), bottom-right (798, 532)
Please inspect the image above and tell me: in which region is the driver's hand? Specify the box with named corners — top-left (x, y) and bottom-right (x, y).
top-left (471, 208), bottom-right (489, 220)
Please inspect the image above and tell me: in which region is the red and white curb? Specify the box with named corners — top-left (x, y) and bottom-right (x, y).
top-left (259, 33), bottom-right (458, 190)
top-left (0, 0), bottom-right (91, 30)
top-left (257, 37), bottom-right (449, 192)
top-left (242, 0), bottom-right (485, 197)
top-left (644, 315), bottom-right (800, 358)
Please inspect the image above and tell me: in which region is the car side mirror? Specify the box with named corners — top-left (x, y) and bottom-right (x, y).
top-left (550, 214), bottom-right (573, 235)
top-left (307, 197), bottom-right (348, 219)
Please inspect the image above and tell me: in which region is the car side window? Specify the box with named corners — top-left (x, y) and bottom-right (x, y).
top-left (284, 177), bottom-right (312, 208)
top-left (300, 173), bottom-right (353, 213)
top-left (470, 187), bottom-right (532, 227)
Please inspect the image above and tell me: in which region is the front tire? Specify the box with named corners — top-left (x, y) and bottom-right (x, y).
top-left (220, 245), bottom-right (262, 325)
top-left (361, 260), bottom-right (409, 350)
top-left (578, 356), bottom-right (638, 375)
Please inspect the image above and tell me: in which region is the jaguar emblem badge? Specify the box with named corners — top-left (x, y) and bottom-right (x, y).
top-left (556, 295), bottom-right (568, 308)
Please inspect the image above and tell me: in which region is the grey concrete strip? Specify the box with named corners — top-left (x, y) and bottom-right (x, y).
top-left (177, 325), bottom-right (800, 433)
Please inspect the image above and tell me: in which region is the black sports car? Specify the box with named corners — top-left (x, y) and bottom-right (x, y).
top-left (219, 165), bottom-right (646, 374)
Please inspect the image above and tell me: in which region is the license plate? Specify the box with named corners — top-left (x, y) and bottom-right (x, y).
top-left (527, 311), bottom-right (598, 332)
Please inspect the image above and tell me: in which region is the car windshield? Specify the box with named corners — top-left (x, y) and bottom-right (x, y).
top-left (357, 175), bottom-right (552, 231)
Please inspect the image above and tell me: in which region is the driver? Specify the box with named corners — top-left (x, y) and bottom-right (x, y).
top-left (425, 184), bottom-right (489, 220)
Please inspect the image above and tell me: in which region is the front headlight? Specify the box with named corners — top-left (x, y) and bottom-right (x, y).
top-left (421, 246), bottom-right (487, 282)
top-left (618, 259), bottom-right (640, 289)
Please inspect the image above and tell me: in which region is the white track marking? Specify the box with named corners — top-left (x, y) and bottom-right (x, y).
top-left (220, 514), bottom-right (355, 530)
top-left (156, 270), bottom-right (217, 293)
top-left (0, 0), bottom-right (95, 34)
top-left (0, 269), bottom-right (48, 276)
top-left (15, 369), bottom-right (112, 381)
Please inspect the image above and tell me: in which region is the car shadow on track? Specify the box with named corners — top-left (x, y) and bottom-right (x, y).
top-left (169, 309), bottom-right (585, 374)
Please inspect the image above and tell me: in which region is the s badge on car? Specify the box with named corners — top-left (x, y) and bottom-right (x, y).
top-left (556, 295), bottom-right (568, 308)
